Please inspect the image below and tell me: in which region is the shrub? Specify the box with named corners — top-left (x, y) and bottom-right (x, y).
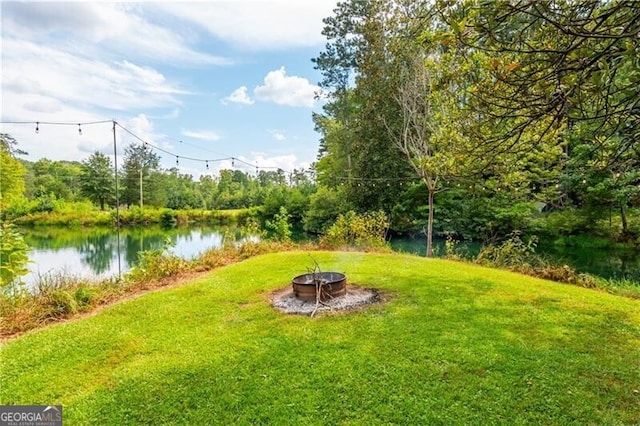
top-left (43, 289), bottom-right (78, 316)
top-left (475, 232), bottom-right (539, 269)
top-left (160, 209), bottom-right (178, 228)
top-left (303, 187), bottom-right (352, 234)
top-left (265, 206), bottom-right (292, 242)
top-left (125, 240), bottom-right (189, 283)
top-left (531, 208), bottom-right (596, 237)
top-left (475, 232), bottom-right (598, 287)
top-left (319, 210), bottom-right (390, 251)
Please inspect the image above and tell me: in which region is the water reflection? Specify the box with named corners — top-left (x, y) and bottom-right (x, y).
top-left (20, 225), bottom-right (252, 286)
top-left (18, 226), bottom-right (640, 286)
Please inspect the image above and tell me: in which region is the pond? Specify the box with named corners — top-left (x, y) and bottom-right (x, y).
top-left (17, 225), bottom-right (639, 288)
top-left (20, 225), bottom-right (256, 288)
top-left (390, 234), bottom-right (640, 282)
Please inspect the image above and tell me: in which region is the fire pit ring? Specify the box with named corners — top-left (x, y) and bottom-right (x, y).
top-left (292, 272), bottom-right (347, 301)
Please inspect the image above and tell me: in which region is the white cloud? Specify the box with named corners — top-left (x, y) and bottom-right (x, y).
top-left (254, 67), bottom-right (320, 107)
top-left (2, 39), bottom-right (186, 116)
top-left (269, 130), bottom-right (287, 141)
top-left (181, 130), bottom-right (222, 141)
top-left (154, 1), bottom-right (338, 50)
top-left (2, 2), bottom-right (232, 66)
top-left (238, 153), bottom-right (299, 174)
top-left (222, 86), bottom-right (254, 105)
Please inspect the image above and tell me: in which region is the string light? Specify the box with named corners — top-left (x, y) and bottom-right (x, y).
top-left (5, 119), bottom-right (534, 189)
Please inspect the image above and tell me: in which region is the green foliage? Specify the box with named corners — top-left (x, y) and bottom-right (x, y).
top-left (313, 1), bottom-right (416, 211)
top-left (303, 186), bottom-right (352, 234)
top-left (120, 143), bottom-right (162, 208)
top-left (475, 233), bottom-right (541, 269)
top-left (32, 194), bottom-right (56, 213)
top-left (0, 223), bottom-right (30, 290)
top-left (28, 158), bottom-right (83, 201)
top-left (476, 233), bottom-right (597, 287)
top-left (320, 210), bottom-right (390, 250)
top-left (160, 209), bottom-right (178, 228)
top-left (0, 134), bottom-right (26, 207)
top-left (11, 201), bottom-right (112, 227)
top-left (124, 239), bottom-right (189, 283)
top-left (80, 151), bottom-right (114, 210)
top-left (265, 206), bottom-right (292, 242)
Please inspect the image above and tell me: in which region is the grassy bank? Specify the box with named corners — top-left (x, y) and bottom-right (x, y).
top-left (0, 240), bottom-right (299, 337)
top-left (1, 252), bottom-right (639, 424)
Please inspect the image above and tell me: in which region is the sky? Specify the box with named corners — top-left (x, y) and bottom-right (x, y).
top-left (0, 1), bottom-right (339, 178)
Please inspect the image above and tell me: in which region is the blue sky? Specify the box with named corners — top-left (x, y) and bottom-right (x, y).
top-left (1, 1), bottom-right (338, 177)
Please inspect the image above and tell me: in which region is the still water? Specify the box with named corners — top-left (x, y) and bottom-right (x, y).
top-left (20, 225), bottom-right (252, 286)
top-left (19, 225), bottom-right (639, 286)
top-left (391, 234), bottom-right (640, 281)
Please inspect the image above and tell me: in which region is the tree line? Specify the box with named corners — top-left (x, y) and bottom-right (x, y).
top-left (312, 0), bottom-right (640, 253)
top-left (2, 134), bottom-right (313, 210)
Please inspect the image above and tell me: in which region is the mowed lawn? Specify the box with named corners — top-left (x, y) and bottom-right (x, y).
top-left (1, 251), bottom-right (639, 425)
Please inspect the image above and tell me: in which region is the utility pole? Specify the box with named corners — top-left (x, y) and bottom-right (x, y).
top-left (139, 168), bottom-right (143, 208)
top-left (112, 120), bottom-right (122, 279)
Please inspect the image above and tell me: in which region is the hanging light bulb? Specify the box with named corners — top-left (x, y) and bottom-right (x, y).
top-left (78, 124), bottom-right (82, 135)
top-left (176, 156), bottom-right (179, 167)
top-left (206, 161), bottom-right (209, 170)
top-left (35, 122), bottom-right (39, 134)
top-left (231, 157), bottom-right (235, 167)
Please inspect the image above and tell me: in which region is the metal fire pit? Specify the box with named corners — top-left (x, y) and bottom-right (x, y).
top-left (292, 272), bottom-right (347, 301)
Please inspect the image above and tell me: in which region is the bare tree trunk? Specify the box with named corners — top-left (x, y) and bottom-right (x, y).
top-left (620, 202), bottom-right (628, 235)
top-left (426, 186), bottom-right (434, 257)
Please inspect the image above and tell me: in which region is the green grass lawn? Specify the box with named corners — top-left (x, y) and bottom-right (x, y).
top-left (1, 251), bottom-right (639, 425)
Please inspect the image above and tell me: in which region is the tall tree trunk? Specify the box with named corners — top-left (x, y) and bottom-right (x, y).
top-left (620, 202), bottom-right (628, 235)
top-left (426, 186), bottom-right (434, 257)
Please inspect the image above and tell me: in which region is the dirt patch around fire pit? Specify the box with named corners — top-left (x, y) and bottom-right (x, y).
top-left (271, 284), bottom-right (382, 316)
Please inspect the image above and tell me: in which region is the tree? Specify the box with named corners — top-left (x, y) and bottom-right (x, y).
top-left (389, 46), bottom-right (482, 256)
top-left (121, 143), bottom-right (161, 208)
top-left (0, 134), bottom-right (26, 208)
top-left (440, 0), bottom-right (640, 239)
top-left (445, 0), bottom-right (640, 160)
top-left (313, 0), bottom-right (423, 212)
top-left (164, 168), bottom-right (203, 210)
top-left (80, 152), bottom-right (114, 210)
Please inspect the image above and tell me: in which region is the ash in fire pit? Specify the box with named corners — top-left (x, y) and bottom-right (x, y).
top-left (271, 270), bottom-right (381, 316)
